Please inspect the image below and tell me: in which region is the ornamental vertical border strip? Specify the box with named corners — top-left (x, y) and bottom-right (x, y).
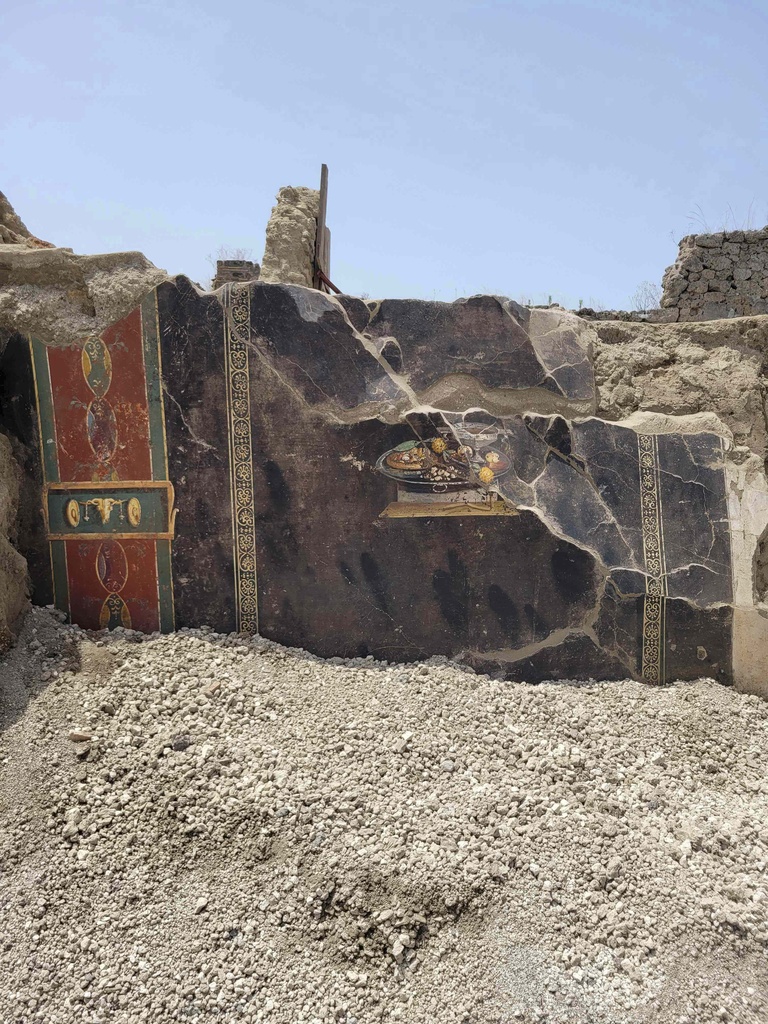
top-left (637, 433), bottom-right (667, 684)
top-left (222, 283), bottom-right (259, 634)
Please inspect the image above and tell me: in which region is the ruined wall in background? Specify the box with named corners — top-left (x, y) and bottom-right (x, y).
top-left (661, 228), bottom-right (768, 322)
top-left (212, 259), bottom-right (260, 289)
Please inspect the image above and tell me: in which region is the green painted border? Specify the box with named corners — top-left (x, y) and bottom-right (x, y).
top-left (140, 291), bottom-right (169, 483)
top-left (141, 289), bottom-right (175, 631)
top-left (50, 540), bottom-right (69, 617)
top-left (29, 338), bottom-right (60, 484)
top-left (156, 540), bottom-right (174, 632)
top-left (47, 485), bottom-right (170, 537)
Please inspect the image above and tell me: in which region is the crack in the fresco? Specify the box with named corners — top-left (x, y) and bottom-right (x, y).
top-left (245, 338), bottom-right (350, 426)
top-left (657, 466), bottom-right (718, 495)
top-left (526, 479), bottom-right (641, 573)
top-left (406, 379), bottom-right (594, 421)
top-left (162, 384), bottom-right (221, 459)
top-left (278, 354), bottom-right (351, 409)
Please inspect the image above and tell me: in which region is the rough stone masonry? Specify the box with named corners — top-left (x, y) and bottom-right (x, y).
top-left (661, 227), bottom-right (768, 321)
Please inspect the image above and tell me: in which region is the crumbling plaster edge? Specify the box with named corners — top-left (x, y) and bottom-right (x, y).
top-left (724, 448), bottom-right (768, 698)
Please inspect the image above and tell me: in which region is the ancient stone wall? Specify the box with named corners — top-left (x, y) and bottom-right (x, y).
top-left (0, 245), bottom-right (168, 349)
top-left (2, 189), bottom-right (768, 695)
top-left (2, 276), bottom-right (766, 695)
top-left (259, 186), bottom-right (319, 287)
top-left (661, 228), bottom-right (768, 322)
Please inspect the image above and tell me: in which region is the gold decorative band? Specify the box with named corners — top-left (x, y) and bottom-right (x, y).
top-left (223, 284), bottom-right (258, 634)
top-left (44, 481), bottom-right (176, 540)
top-left (637, 434), bottom-right (667, 683)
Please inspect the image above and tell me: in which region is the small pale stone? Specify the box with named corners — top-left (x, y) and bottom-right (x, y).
top-left (68, 730), bottom-right (92, 743)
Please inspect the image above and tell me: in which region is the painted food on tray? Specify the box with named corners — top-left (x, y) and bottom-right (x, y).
top-left (376, 438), bottom-right (511, 489)
top-left (385, 445), bottom-right (428, 472)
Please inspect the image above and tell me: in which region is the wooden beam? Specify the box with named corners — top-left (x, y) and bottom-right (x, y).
top-left (313, 163), bottom-right (329, 291)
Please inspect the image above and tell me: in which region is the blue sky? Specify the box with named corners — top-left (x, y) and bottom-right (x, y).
top-left (3, 0), bottom-right (767, 307)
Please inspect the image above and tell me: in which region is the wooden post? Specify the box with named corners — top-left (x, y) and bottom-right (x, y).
top-left (314, 164), bottom-right (330, 291)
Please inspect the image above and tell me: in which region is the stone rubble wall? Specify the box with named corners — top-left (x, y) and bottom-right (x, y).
top-left (0, 245), bottom-right (168, 350)
top-left (259, 186), bottom-right (319, 287)
top-left (661, 228), bottom-right (768, 322)
top-left (0, 192), bottom-right (54, 641)
top-left (590, 314), bottom-right (768, 460)
top-left (574, 307), bottom-right (678, 324)
top-left (212, 259), bottom-right (260, 290)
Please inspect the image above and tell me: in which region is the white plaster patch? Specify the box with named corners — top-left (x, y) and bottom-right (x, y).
top-left (724, 445), bottom-right (768, 697)
top-left (286, 285), bottom-right (336, 323)
top-left (621, 410), bottom-right (733, 438)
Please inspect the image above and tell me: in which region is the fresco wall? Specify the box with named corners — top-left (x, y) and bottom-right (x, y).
top-left (3, 279), bottom-right (759, 684)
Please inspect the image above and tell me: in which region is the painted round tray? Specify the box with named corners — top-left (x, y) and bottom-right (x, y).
top-left (375, 444), bottom-right (511, 489)
top-left (375, 454), bottom-right (471, 490)
top-left (446, 448), bottom-right (512, 475)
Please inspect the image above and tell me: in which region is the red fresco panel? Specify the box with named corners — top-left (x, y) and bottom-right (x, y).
top-left (47, 344), bottom-right (101, 482)
top-left (65, 539), bottom-right (161, 633)
top-left (46, 306), bottom-right (152, 483)
top-left (101, 307), bottom-right (152, 481)
top-left (45, 305), bottom-right (161, 631)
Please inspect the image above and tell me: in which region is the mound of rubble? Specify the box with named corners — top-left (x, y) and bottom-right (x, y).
top-left (1, 609), bottom-right (766, 1023)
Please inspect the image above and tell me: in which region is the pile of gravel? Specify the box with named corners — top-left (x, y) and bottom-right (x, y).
top-left (1, 608), bottom-right (767, 1023)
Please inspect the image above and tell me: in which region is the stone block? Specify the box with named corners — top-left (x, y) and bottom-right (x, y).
top-left (709, 256), bottom-right (733, 272)
top-left (647, 308), bottom-right (679, 323)
top-left (699, 300), bottom-right (729, 320)
top-left (693, 233), bottom-right (725, 248)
